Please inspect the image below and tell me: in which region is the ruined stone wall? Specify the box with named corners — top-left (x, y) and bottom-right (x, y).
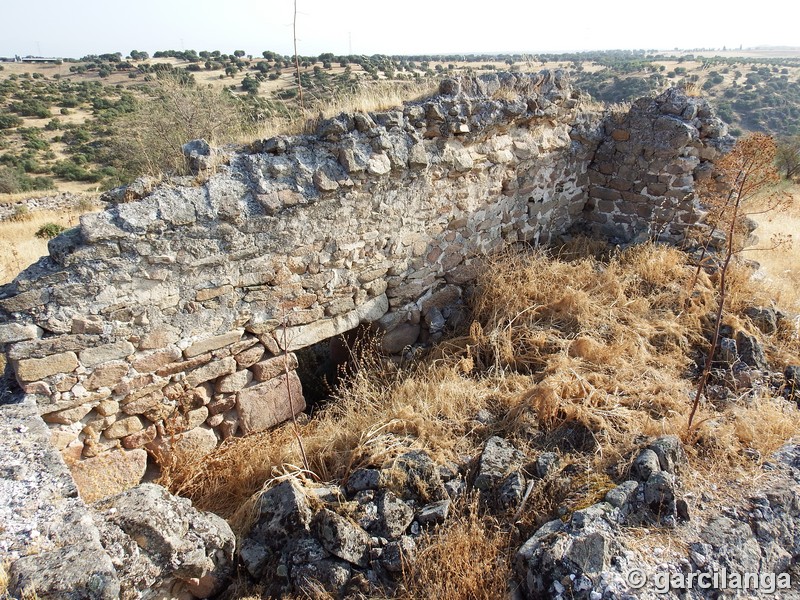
top-left (0, 74), bottom-right (731, 496)
top-left (584, 87), bottom-right (731, 242)
top-left (0, 72), bottom-right (604, 493)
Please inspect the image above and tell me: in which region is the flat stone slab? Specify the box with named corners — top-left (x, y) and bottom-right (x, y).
top-left (236, 371), bottom-right (305, 434)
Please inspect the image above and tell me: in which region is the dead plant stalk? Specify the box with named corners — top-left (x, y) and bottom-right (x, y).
top-left (687, 134), bottom-right (787, 430)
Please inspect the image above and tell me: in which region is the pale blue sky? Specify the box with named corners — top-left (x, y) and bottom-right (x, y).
top-left (2, 0), bottom-right (797, 58)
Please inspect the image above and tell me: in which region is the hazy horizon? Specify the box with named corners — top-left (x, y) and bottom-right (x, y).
top-left (2, 0), bottom-right (797, 60)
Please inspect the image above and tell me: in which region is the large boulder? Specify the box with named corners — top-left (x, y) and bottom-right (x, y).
top-left (91, 483), bottom-right (236, 600)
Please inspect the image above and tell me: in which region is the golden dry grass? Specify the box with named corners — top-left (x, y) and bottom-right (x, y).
top-left (398, 496), bottom-right (512, 600)
top-left (160, 241), bottom-right (800, 531)
top-left (0, 561), bottom-right (8, 596)
top-left (0, 208), bottom-right (92, 285)
top-left (748, 183), bottom-right (800, 311)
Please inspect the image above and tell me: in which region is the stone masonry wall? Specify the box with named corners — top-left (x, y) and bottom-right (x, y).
top-left (584, 87), bottom-right (731, 242)
top-left (0, 72), bottom-right (603, 496)
top-left (0, 74), bottom-right (728, 498)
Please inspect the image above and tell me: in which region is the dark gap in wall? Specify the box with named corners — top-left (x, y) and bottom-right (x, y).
top-left (295, 323), bottom-right (375, 416)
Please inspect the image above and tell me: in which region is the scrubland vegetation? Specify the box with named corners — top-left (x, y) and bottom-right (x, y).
top-left (1, 48), bottom-right (800, 194)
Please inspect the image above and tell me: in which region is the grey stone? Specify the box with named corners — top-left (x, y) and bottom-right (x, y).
top-left (381, 450), bottom-right (448, 503)
top-left (718, 336), bottom-right (738, 364)
top-left (91, 483), bottom-right (235, 600)
top-left (10, 544), bottom-right (120, 600)
top-left (604, 480), bottom-right (640, 510)
top-left (631, 448), bottom-right (661, 481)
top-left (785, 365), bottom-right (800, 400)
top-left (0, 323), bottom-right (42, 345)
top-left (381, 536), bottom-right (416, 573)
top-left (241, 479), bottom-right (313, 578)
top-left (534, 452), bottom-right (560, 478)
top-left (312, 508), bottom-right (371, 567)
top-left (647, 435), bottom-right (685, 474)
top-left (643, 472), bottom-right (676, 513)
top-left (182, 139), bottom-right (214, 172)
top-left (373, 490), bottom-right (414, 539)
top-left (737, 331), bottom-right (768, 370)
top-left (416, 499), bottom-right (451, 527)
top-left (474, 436), bottom-right (526, 491)
top-left (381, 322), bottom-right (420, 354)
top-left (498, 470), bottom-right (527, 509)
top-left (745, 306), bottom-right (778, 334)
top-left (346, 468), bottom-right (382, 495)
top-left (291, 558), bottom-right (351, 596)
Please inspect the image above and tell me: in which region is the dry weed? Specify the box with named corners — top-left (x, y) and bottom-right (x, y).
top-left (399, 496), bottom-right (512, 600)
top-left (0, 561), bottom-right (8, 596)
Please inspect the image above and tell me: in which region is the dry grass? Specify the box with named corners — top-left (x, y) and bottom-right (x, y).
top-left (748, 183), bottom-right (800, 311)
top-left (0, 561), bottom-right (8, 596)
top-left (0, 208), bottom-right (92, 284)
top-left (154, 240), bottom-right (800, 598)
top-left (398, 496), bottom-right (512, 600)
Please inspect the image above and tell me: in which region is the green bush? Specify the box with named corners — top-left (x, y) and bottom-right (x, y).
top-left (0, 166), bottom-right (55, 194)
top-left (0, 114), bottom-right (22, 130)
top-left (9, 99), bottom-right (52, 118)
top-left (35, 223), bottom-right (67, 239)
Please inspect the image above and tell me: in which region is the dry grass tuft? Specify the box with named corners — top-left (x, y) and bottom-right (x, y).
top-left (155, 426), bottom-right (299, 534)
top-left (748, 183), bottom-right (800, 311)
top-left (0, 561), bottom-right (9, 596)
top-left (398, 496), bottom-right (512, 600)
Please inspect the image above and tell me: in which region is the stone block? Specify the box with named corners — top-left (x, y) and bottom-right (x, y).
top-left (184, 330), bottom-right (244, 358)
top-left (275, 294), bottom-right (388, 352)
top-left (138, 326), bottom-right (181, 350)
top-left (84, 361), bottom-right (129, 391)
top-left (184, 356), bottom-right (237, 388)
top-left (251, 353), bottom-right (299, 382)
top-left (236, 372), bottom-right (305, 435)
top-left (233, 344), bottom-right (265, 368)
top-left (155, 352), bottom-right (212, 377)
top-left (207, 395), bottom-right (236, 416)
top-left (381, 323), bottom-right (421, 354)
top-left (196, 284), bottom-right (234, 302)
top-left (69, 448), bottom-right (148, 503)
top-left (0, 323), bottom-right (42, 345)
top-left (120, 392), bottom-right (164, 416)
top-left (185, 406), bottom-right (210, 429)
top-left (130, 346), bottom-right (182, 373)
top-left (149, 426), bottom-right (219, 462)
top-left (79, 341), bottom-right (136, 367)
top-left (71, 315), bottom-right (104, 335)
top-left (105, 416), bottom-right (145, 439)
top-left (216, 369), bottom-right (253, 393)
top-left (0, 288), bottom-right (50, 312)
top-left (42, 402), bottom-right (97, 426)
top-left (15, 351), bottom-right (79, 383)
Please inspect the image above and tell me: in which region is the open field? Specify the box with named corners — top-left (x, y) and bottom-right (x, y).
top-left (0, 206), bottom-right (93, 284)
top-left (750, 184), bottom-right (800, 312)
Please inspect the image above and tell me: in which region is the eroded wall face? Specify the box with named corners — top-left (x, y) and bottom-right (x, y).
top-left (584, 88), bottom-right (731, 242)
top-left (0, 72), bottom-right (603, 493)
